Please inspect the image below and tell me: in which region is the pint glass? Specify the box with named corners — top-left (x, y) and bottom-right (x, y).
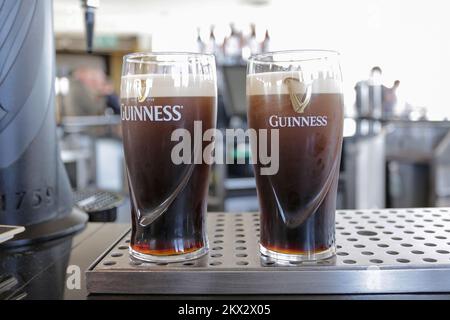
top-left (120, 53), bottom-right (217, 262)
top-left (247, 50), bottom-right (343, 262)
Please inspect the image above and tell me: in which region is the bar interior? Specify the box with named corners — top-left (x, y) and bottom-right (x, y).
top-left (1, 0), bottom-right (450, 300)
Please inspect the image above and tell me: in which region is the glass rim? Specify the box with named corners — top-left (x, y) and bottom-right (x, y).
top-left (248, 49), bottom-right (340, 64)
top-left (123, 51), bottom-right (215, 64)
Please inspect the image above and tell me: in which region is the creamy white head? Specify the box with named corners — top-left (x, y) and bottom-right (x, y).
top-left (121, 74), bottom-right (216, 99)
top-left (247, 71), bottom-right (342, 96)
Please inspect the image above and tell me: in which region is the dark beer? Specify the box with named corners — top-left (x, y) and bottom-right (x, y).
top-left (247, 66), bottom-right (343, 261)
top-left (121, 96), bottom-right (215, 256)
top-left (120, 62), bottom-right (217, 262)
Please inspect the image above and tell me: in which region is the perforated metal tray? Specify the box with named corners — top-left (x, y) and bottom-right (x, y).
top-left (86, 208), bottom-right (450, 294)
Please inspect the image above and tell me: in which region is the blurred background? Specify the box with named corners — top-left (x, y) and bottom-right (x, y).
top-left (52, 0), bottom-right (450, 222)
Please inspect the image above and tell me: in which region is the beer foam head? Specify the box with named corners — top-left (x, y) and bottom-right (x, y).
top-left (121, 74), bottom-right (216, 99)
top-left (247, 71), bottom-right (342, 96)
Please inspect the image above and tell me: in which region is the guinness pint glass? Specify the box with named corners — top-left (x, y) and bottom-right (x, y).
top-left (247, 50), bottom-right (343, 262)
top-left (121, 53), bottom-right (217, 262)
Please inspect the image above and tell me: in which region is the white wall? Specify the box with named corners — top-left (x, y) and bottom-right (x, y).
top-left (54, 0), bottom-right (450, 118)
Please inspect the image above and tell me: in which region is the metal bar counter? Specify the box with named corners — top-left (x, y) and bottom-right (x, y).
top-left (87, 208), bottom-right (450, 295)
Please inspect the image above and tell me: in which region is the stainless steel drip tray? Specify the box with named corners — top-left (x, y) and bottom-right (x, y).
top-left (86, 208), bottom-right (450, 294)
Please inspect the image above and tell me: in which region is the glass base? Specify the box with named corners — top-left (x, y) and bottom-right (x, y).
top-left (260, 244), bottom-right (336, 263)
top-left (129, 245), bottom-right (208, 263)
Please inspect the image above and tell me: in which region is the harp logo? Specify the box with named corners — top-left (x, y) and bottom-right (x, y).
top-left (134, 78), bottom-right (151, 102)
top-left (283, 77), bottom-right (311, 113)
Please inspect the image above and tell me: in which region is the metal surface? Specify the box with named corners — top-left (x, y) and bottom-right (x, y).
top-left (1, 208), bottom-right (88, 247)
top-left (87, 208), bottom-right (450, 294)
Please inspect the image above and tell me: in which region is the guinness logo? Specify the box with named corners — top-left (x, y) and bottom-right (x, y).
top-left (284, 77), bottom-right (311, 113)
top-left (134, 78), bottom-right (151, 103)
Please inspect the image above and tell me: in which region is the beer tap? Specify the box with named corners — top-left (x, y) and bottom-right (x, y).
top-left (0, 0), bottom-right (88, 246)
top-left (81, 0), bottom-right (99, 53)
